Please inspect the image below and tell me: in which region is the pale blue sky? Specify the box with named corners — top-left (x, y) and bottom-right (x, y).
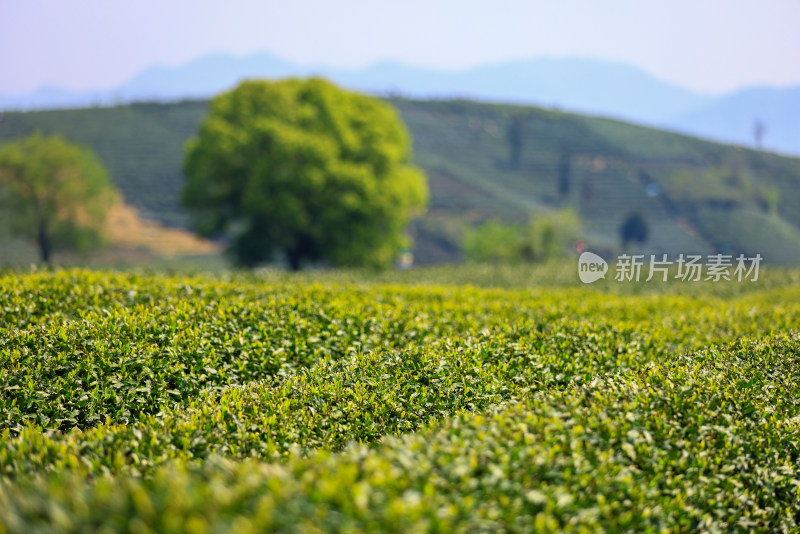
top-left (2, 0), bottom-right (799, 95)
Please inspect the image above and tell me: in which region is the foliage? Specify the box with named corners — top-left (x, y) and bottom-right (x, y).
top-left (662, 167), bottom-right (737, 209)
top-left (0, 133), bottom-right (117, 263)
top-left (464, 210), bottom-right (581, 264)
top-left (182, 78), bottom-right (428, 269)
top-left (0, 269), bottom-right (798, 531)
top-left (521, 209), bottom-right (580, 262)
top-left (462, 220), bottom-right (522, 264)
top-left (507, 113), bottom-right (525, 169)
top-left (619, 211), bottom-right (648, 249)
top-left (3, 98), bottom-right (800, 266)
top-left (694, 206), bottom-right (800, 263)
top-left (557, 151), bottom-right (571, 198)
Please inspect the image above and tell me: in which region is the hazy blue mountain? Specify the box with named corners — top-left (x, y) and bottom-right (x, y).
top-left (1, 52), bottom-right (798, 155)
top-left (116, 52), bottom-right (302, 100)
top-left (337, 58), bottom-right (713, 124)
top-left (0, 85), bottom-right (108, 110)
top-left (328, 61), bottom-right (460, 97)
top-left (0, 53), bottom-right (711, 119)
top-left (0, 52), bottom-right (302, 110)
top-left (665, 86), bottom-right (800, 156)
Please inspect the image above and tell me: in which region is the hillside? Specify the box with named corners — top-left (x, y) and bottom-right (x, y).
top-left (4, 54), bottom-right (799, 157)
top-left (1, 96), bottom-right (800, 264)
top-left (669, 86), bottom-right (800, 157)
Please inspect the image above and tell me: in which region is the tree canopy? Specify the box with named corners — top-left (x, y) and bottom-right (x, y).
top-left (463, 210), bottom-right (581, 264)
top-left (0, 133), bottom-right (117, 264)
top-left (620, 211), bottom-right (649, 249)
top-left (183, 77), bottom-right (428, 270)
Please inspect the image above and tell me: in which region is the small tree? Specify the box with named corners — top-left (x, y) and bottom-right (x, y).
top-left (521, 209), bottom-right (581, 262)
top-left (507, 114), bottom-right (525, 170)
top-left (464, 210), bottom-right (581, 264)
top-left (0, 133), bottom-right (117, 264)
top-left (183, 78), bottom-right (428, 270)
top-left (620, 211), bottom-right (648, 250)
top-left (753, 119), bottom-right (766, 150)
top-left (463, 221), bottom-right (522, 264)
top-left (557, 151), bottom-right (571, 199)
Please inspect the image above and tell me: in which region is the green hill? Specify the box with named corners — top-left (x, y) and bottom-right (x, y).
top-left (2, 95), bottom-right (800, 264)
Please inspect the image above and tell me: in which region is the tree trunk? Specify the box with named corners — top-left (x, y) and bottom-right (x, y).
top-left (37, 219), bottom-right (52, 265)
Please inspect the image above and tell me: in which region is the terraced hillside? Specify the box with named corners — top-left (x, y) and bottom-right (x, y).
top-left (1, 96), bottom-right (800, 263)
top-left (0, 267), bottom-right (799, 531)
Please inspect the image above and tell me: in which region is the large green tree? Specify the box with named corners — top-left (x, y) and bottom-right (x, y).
top-left (0, 133), bottom-right (117, 264)
top-left (183, 77), bottom-right (428, 270)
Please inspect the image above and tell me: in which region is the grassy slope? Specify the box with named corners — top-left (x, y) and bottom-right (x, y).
top-left (1, 97), bottom-right (800, 264)
top-left (0, 268), bottom-right (799, 531)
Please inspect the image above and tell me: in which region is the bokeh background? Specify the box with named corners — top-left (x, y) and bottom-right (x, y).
top-left (1, 0), bottom-right (799, 269)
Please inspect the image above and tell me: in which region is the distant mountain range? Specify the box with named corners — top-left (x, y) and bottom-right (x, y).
top-left (2, 52), bottom-right (799, 156)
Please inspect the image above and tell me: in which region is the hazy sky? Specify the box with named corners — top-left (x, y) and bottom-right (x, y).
top-left (2, 0), bottom-right (799, 95)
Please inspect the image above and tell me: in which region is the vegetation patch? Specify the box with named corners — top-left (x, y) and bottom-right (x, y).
top-left (0, 268), bottom-right (798, 531)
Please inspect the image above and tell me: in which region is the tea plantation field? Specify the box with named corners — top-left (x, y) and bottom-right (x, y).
top-left (0, 268), bottom-right (799, 532)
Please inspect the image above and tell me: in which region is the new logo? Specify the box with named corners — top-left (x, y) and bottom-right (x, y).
top-left (578, 252), bottom-right (608, 283)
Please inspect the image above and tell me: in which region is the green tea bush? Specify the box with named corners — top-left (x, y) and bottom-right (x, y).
top-left (0, 269), bottom-right (798, 531)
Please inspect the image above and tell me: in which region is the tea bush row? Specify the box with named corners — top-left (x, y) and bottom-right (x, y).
top-left (0, 269), bottom-right (798, 531)
top-left (1, 333), bottom-right (798, 532)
